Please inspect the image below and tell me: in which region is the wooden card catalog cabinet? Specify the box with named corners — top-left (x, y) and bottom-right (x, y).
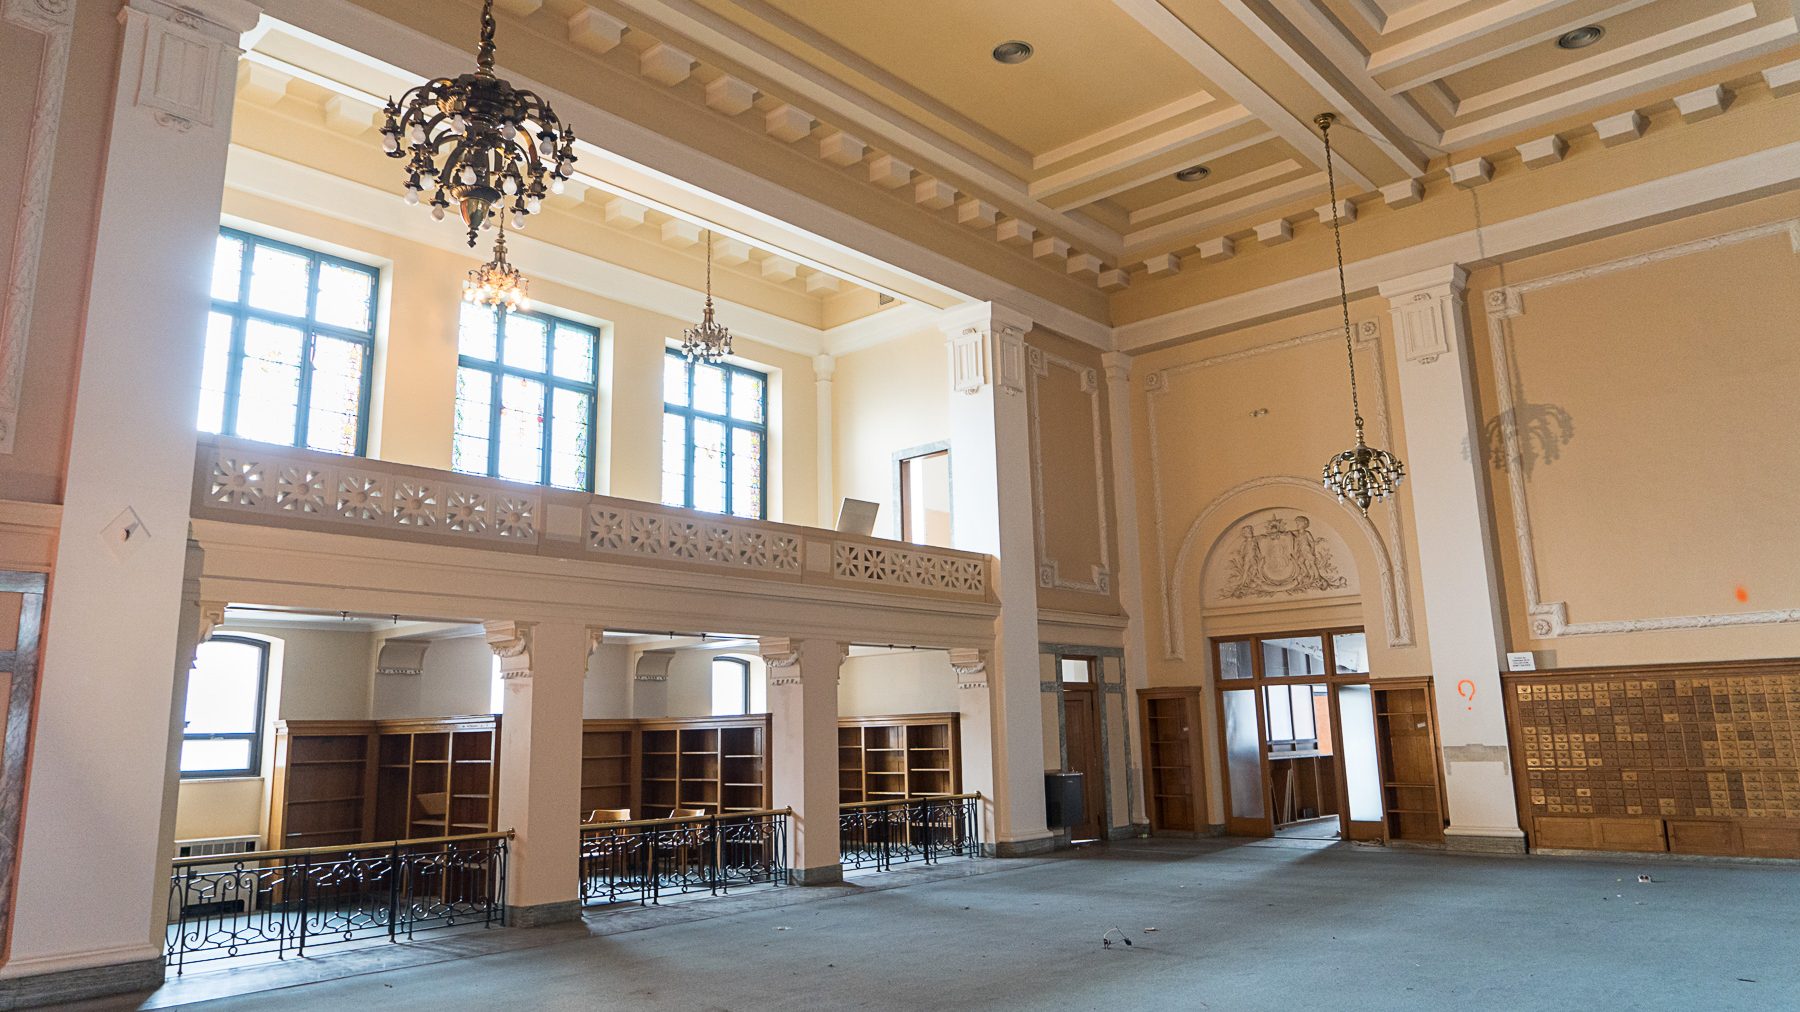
top-left (1504, 659), bottom-right (1800, 859)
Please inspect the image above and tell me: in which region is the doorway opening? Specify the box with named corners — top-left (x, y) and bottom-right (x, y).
top-left (1213, 629), bottom-right (1384, 842)
top-left (1057, 656), bottom-right (1106, 844)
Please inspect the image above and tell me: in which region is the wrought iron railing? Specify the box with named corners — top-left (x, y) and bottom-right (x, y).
top-left (166, 832), bottom-right (509, 975)
top-left (578, 808), bottom-right (792, 907)
top-left (839, 793), bottom-right (983, 871)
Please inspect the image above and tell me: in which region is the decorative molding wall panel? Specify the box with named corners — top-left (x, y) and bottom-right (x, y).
top-left (1485, 219), bottom-right (1800, 639)
top-left (1025, 344), bottom-right (1113, 596)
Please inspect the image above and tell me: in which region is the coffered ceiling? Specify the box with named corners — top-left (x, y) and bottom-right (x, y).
top-left (526, 0), bottom-right (1797, 291)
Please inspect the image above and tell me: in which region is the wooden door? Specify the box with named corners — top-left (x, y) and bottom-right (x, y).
top-left (1062, 684), bottom-right (1106, 842)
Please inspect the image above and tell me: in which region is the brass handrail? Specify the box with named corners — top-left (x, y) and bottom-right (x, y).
top-left (170, 830), bottom-right (514, 868)
top-left (578, 807), bottom-right (794, 831)
top-left (839, 792), bottom-right (982, 810)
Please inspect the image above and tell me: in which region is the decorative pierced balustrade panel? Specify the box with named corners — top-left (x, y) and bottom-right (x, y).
top-left (204, 446), bottom-right (541, 545)
top-left (585, 505), bottom-right (802, 575)
top-left (832, 543), bottom-right (987, 596)
top-left (1512, 670), bottom-right (1800, 820)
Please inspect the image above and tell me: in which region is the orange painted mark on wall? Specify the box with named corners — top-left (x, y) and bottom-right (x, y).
top-left (1456, 678), bottom-right (1477, 711)
top-left (1736, 585), bottom-right (1750, 603)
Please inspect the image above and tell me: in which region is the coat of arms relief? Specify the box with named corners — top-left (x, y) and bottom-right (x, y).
top-left (1220, 513), bottom-right (1348, 599)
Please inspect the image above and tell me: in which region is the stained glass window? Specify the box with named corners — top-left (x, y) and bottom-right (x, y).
top-left (454, 302), bottom-right (599, 490)
top-left (662, 350), bottom-right (768, 520)
top-left (201, 228), bottom-right (378, 455)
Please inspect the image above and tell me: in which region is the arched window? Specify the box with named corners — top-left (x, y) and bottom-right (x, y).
top-left (710, 657), bottom-right (751, 717)
top-left (180, 636), bottom-right (271, 778)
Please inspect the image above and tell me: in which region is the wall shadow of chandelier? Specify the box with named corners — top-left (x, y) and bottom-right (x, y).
top-left (1479, 401), bottom-right (1575, 477)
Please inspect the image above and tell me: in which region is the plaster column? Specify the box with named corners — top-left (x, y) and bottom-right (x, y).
top-left (814, 353), bottom-right (836, 527)
top-left (487, 620), bottom-right (588, 925)
top-left (939, 304), bottom-right (1051, 855)
top-left (1379, 264), bottom-right (1523, 853)
top-left (1099, 351), bottom-right (1151, 829)
top-left (762, 637), bottom-right (843, 883)
top-left (4, 0), bottom-right (262, 994)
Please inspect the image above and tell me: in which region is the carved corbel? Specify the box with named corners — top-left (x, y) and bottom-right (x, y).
top-left (483, 619), bottom-right (535, 680)
top-left (949, 647), bottom-right (989, 690)
top-left (198, 600), bottom-right (227, 642)
top-left (759, 637), bottom-right (803, 686)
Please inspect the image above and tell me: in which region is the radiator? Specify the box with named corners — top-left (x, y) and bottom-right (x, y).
top-left (174, 835), bottom-right (263, 915)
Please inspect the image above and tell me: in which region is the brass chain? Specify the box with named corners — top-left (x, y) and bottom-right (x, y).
top-left (478, 0), bottom-right (497, 75)
top-left (1319, 114), bottom-right (1363, 434)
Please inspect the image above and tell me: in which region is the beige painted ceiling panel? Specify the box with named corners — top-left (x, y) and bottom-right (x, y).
top-left (719, 0), bottom-right (1215, 156)
top-left (1108, 138), bottom-right (1309, 218)
top-left (1040, 120), bottom-right (1277, 212)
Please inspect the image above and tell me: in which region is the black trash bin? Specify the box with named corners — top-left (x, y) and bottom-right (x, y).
top-left (1044, 771), bottom-right (1085, 829)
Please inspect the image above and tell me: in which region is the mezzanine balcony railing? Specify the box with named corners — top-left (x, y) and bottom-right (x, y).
top-left (191, 435), bottom-right (993, 604)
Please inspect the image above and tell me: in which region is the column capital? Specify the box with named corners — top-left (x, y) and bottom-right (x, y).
top-left (758, 637), bottom-right (846, 685)
top-left (934, 301), bottom-right (1034, 341)
top-left (197, 601), bottom-right (227, 642)
top-left (939, 303), bottom-right (1031, 397)
top-left (948, 647), bottom-right (989, 690)
top-left (126, 0), bottom-right (265, 38)
top-left (1377, 263), bottom-right (1469, 303)
top-left (585, 625), bottom-right (606, 658)
top-left (484, 620), bottom-right (535, 680)
top-left (1099, 350), bottom-right (1132, 384)
top-left (812, 353), bottom-right (836, 381)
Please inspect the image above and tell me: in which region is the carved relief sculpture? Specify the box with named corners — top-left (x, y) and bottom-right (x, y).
top-left (1221, 514), bottom-right (1347, 599)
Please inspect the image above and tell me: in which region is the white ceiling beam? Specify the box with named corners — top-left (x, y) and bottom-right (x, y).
top-left (1379, 0), bottom-right (1663, 96)
top-left (1110, 0), bottom-right (1374, 191)
top-left (1219, 0), bottom-right (1429, 178)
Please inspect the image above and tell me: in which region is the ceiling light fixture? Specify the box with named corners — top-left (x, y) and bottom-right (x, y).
top-left (992, 40), bottom-right (1034, 64)
top-left (1174, 164), bottom-right (1211, 182)
top-left (1315, 113), bottom-right (1405, 516)
top-left (1556, 25), bottom-right (1604, 49)
top-left (380, 0), bottom-right (577, 247)
top-left (463, 221), bottom-right (529, 312)
top-left (680, 230), bottom-right (733, 364)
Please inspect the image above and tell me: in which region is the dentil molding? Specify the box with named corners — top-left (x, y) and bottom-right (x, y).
top-left (1485, 218), bottom-right (1800, 638)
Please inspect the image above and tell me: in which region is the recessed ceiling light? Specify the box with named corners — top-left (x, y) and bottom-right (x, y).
top-left (1174, 164), bottom-right (1211, 182)
top-left (992, 40), bottom-right (1034, 64)
top-left (1556, 25), bottom-right (1604, 49)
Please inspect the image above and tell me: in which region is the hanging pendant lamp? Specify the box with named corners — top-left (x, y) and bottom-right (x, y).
top-left (680, 229), bottom-right (732, 364)
top-left (463, 221), bottom-right (529, 312)
top-left (1316, 113), bottom-right (1405, 516)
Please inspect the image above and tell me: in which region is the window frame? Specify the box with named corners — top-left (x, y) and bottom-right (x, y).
top-left (206, 227), bottom-right (379, 455)
top-left (710, 656), bottom-right (752, 717)
top-left (894, 443), bottom-right (952, 546)
top-left (662, 350), bottom-right (770, 520)
top-left (179, 634), bottom-right (271, 780)
top-left (455, 303), bottom-right (602, 491)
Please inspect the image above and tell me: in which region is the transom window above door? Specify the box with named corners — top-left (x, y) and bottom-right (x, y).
top-left (662, 350), bottom-right (768, 520)
top-left (200, 229), bottom-right (379, 455)
top-left (454, 302), bottom-right (600, 491)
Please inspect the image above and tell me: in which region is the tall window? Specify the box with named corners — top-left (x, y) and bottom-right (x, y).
top-left (662, 351), bottom-right (768, 519)
top-left (201, 229), bottom-right (379, 454)
top-left (180, 636), bottom-right (270, 778)
top-left (710, 657), bottom-right (751, 716)
top-left (455, 303), bottom-right (600, 490)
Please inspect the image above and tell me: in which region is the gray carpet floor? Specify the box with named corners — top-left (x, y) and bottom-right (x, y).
top-left (79, 837), bottom-right (1800, 1011)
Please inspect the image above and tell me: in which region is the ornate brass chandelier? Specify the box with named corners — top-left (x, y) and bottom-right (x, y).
top-left (463, 223), bottom-right (529, 312)
top-left (680, 230), bottom-right (732, 364)
top-left (1316, 113), bottom-right (1405, 516)
top-left (380, 0), bottom-right (576, 247)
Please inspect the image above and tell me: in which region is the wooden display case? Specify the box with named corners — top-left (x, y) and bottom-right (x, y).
top-left (1137, 689), bottom-right (1208, 833)
top-left (836, 713), bottom-right (962, 803)
top-left (266, 721), bottom-right (377, 849)
top-left (580, 715), bottom-right (772, 820)
top-left (580, 719), bottom-right (637, 817)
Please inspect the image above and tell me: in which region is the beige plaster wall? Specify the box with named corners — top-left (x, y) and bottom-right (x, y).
top-left (371, 633), bottom-right (493, 720)
top-left (1470, 190), bottom-right (1800, 668)
top-left (0, 3), bottom-right (119, 503)
top-left (218, 189), bottom-right (822, 525)
top-left (1026, 329), bottom-right (1122, 616)
top-left (837, 648), bottom-right (957, 717)
top-left (831, 327), bottom-right (950, 540)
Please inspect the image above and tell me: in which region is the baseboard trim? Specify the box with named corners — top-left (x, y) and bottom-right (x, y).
top-left (0, 954), bottom-right (162, 1010)
top-left (1443, 829), bottom-right (1529, 855)
top-left (506, 900), bottom-right (580, 928)
top-left (990, 834), bottom-right (1058, 858)
top-left (793, 863), bottom-right (844, 885)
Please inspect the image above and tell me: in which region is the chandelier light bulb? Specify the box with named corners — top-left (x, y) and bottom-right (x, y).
top-left (550, 177), bottom-right (565, 194)
top-left (380, 0), bottom-right (576, 246)
top-left (404, 187), bottom-right (420, 206)
top-left (432, 204), bottom-right (447, 221)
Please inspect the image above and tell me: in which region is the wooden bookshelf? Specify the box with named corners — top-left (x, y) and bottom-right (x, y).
top-left (267, 721), bottom-right (377, 849)
top-left (269, 717), bottom-right (499, 850)
top-left (836, 714), bottom-right (962, 803)
top-left (1137, 689), bottom-right (1207, 834)
top-left (581, 715), bottom-right (772, 819)
top-left (1373, 680), bottom-right (1445, 844)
